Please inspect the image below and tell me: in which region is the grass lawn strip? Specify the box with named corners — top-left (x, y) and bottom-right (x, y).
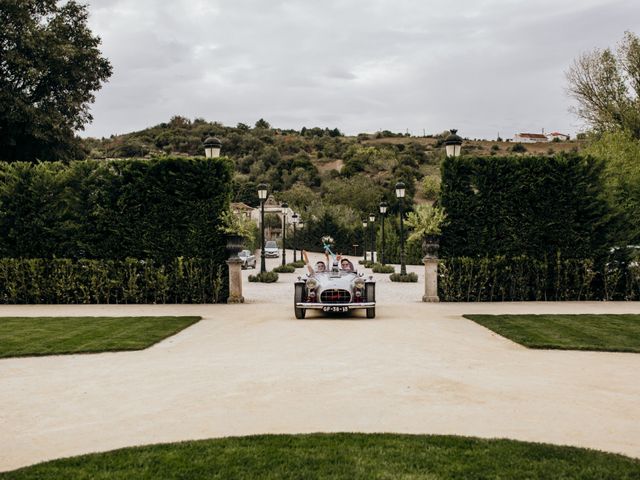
top-left (464, 314), bottom-right (640, 352)
top-left (0, 316), bottom-right (201, 358)
top-left (1, 434), bottom-right (639, 479)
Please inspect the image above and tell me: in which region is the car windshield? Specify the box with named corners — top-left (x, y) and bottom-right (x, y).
top-left (265, 241), bottom-right (277, 248)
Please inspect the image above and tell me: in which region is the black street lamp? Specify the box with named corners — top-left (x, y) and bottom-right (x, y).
top-left (257, 183), bottom-right (268, 272)
top-left (203, 137), bottom-right (222, 158)
top-left (281, 202), bottom-right (288, 266)
top-left (291, 213), bottom-right (299, 262)
top-left (379, 201), bottom-right (388, 265)
top-left (362, 220), bottom-right (368, 261)
top-left (444, 129), bottom-right (463, 157)
top-left (395, 181), bottom-right (407, 275)
top-left (297, 218), bottom-right (304, 261)
top-left (369, 213), bottom-right (376, 264)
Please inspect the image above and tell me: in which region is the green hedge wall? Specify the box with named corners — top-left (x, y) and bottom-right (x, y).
top-left (439, 154), bottom-right (613, 259)
top-left (0, 157), bottom-right (233, 302)
top-left (0, 258), bottom-right (225, 304)
top-left (439, 256), bottom-right (640, 301)
top-left (0, 157), bottom-right (233, 261)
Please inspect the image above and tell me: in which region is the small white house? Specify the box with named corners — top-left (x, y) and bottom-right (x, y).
top-left (513, 133), bottom-right (549, 143)
top-left (546, 132), bottom-right (570, 141)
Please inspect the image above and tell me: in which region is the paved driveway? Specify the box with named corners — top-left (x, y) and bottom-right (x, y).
top-left (1, 253), bottom-right (639, 471)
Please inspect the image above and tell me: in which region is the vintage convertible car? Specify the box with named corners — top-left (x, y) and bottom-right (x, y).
top-left (294, 264), bottom-right (375, 319)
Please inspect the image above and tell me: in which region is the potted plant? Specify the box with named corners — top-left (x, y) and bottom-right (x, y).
top-left (219, 210), bottom-right (254, 258)
top-left (405, 204), bottom-right (446, 258)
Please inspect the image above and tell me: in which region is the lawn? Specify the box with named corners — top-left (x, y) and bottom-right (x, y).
top-left (0, 316), bottom-right (201, 358)
top-left (1, 434), bottom-right (638, 479)
top-left (464, 314), bottom-right (640, 352)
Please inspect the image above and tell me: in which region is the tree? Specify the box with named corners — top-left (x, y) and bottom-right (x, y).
top-left (566, 31), bottom-right (640, 138)
top-left (0, 0), bottom-right (112, 161)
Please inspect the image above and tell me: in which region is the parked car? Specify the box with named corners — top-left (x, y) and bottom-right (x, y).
top-left (238, 249), bottom-right (256, 269)
top-left (264, 240), bottom-right (279, 258)
top-left (294, 261), bottom-right (375, 319)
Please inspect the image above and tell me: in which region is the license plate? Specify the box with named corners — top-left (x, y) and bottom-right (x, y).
top-left (322, 306), bottom-right (349, 313)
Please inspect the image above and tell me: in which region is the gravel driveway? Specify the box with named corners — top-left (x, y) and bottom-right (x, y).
top-left (1, 250), bottom-right (639, 471)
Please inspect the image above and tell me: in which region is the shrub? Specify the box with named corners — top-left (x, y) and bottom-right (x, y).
top-left (0, 258), bottom-right (226, 304)
top-left (289, 260), bottom-right (306, 268)
top-left (359, 260), bottom-right (375, 268)
top-left (390, 272), bottom-right (418, 282)
top-left (273, 264), bottom-right (295, 273)
top-left (372, 263), bottom-right (395, 273)
top-left (422, 176), bottom-right (441, 200)
top-left (440, 154), bottom-right (612, 260)
top-left (248, 271), bottom-right (279, 283)
top-left (511, 143), bottom-right (527, 153)
top-left (437, 254), bottom-right (640, 301)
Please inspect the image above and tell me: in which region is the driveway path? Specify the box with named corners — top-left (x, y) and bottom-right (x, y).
top-left (1, 253), bottom-right (639, 471)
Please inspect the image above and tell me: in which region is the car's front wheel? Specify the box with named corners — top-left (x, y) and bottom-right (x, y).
top-left (365, 283), bottom-right (376, 319)
top-left (294, 283), bottom-right (306, 319)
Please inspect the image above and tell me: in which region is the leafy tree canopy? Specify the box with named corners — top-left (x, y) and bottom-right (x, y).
top-left (566, 31), bottom-right (640, 138)
top-left (0, 0), bottom-right (112, 161)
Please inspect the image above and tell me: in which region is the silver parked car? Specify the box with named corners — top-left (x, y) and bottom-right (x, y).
top-left (264, 240), bottom-right (279, 258)
top-left (294, 262), bottom-right (375, 319)
top-left (238, 249), bottom-right (256, 269)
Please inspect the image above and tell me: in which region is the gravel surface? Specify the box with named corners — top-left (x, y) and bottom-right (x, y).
top-left (1, 250), bottom-right (639, 471)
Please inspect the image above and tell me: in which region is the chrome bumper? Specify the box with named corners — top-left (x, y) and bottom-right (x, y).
top-left (296, 302), bottom-right (375, 310)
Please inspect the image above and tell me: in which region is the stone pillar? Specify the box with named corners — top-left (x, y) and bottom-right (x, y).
top-left (226, 257), bottom-right (244, 304)
top-left (422, 256), bottom-right (439, 302)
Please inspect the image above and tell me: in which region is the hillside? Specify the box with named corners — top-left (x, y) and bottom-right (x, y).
top-left (82, 117), bottom-right (585, 209)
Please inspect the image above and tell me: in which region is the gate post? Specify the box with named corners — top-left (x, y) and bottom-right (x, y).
top-left (226, 257), bottom-right (244, 303)
top-left (422, 256), bottom-right (439, 302)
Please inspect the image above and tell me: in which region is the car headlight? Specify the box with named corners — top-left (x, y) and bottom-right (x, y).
top-left (354, 278), bottom-right (365, 289)
top-left (306, 278), bottom-right (318, 289)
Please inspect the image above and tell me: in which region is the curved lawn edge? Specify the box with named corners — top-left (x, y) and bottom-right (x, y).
top-left (2, 433), bottom-right (639, 479)
top-left (0, 316), bottom-right (202, 359)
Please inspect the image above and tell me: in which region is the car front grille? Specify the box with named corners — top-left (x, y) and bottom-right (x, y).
top-left (320, 289), bottom-right (351, 303)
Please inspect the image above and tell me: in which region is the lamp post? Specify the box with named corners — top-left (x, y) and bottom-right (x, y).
top-left (379, 201), bottom-right (388, 265)
top-left (291, 213), bottom-right (299, 262)
top-left (369, 213), bottom-right (376, 264)
top-left (362, 220), bottom-right (368, 262)
top-left (297, 219), bottom-right (304, 262)
top-left (395, 181), bottom-right (406, 275)
top-left (257, 183), bottom-right (268, 273)
top-left (444, 129), bottom-right (463, 157)
top-left (203, 137), bottom-right (222, 158)
top-left (281, 202), bottom-right (288, 266)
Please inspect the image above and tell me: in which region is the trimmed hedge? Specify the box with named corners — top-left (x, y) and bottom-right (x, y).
top-left (0, 157), bottom-right (233, 302)
top-left (440, 154), bottom-right (613, 259)
top-left (439, 256), bottom-right (640, 301)
top-left (0, 157), bottom-right (233, 261)
top-left (0, 258), bottom-right (225, 304)
top-left (248, 271), bottom-right (279, 283)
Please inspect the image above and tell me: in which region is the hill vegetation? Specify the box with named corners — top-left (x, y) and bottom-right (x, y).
top-left (81, 116), bottom-right (582, 214)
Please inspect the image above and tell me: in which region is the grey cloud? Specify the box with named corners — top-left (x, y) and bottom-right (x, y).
top-left (82, 0), bottom-right (640, 139)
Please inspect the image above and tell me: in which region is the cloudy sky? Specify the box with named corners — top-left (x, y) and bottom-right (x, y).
top-left (83, 0), bottom-right (639, 140)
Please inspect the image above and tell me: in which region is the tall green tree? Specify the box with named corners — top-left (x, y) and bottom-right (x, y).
top-left (0, 0), bottom-right (112, 161)
top-left (566, 31), bottom-right (640, 138)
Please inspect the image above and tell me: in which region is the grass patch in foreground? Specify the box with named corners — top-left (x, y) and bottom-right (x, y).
top-left (2, 434), bottom-right (639, 479)
top-left (464, 314), bottom-right (640, 352)
top-left (0, 316), bottom-right (201, 358)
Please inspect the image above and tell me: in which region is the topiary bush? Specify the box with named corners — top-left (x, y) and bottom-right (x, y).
top-left (372, 263), bottom-right (395, 273)
top-left (289, 260), bottom-right (306, 268)
top-left (248, 271), bottom-right (279, 283)
top-left (390, 272), bottom-right (418, 282)
top-left (273, 264), bottom-right (295, 273)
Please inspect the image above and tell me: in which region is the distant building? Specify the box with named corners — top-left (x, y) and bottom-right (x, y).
top-left (546, 132), bottom-right (570, 141)
top-left (513, 133), bottom-right (549, 143)
top-left (231, 202), bottom-right (253, 220)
